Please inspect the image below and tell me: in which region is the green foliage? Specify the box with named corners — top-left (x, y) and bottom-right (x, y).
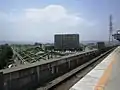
top-left (0, 44), bottom-right (13, 69)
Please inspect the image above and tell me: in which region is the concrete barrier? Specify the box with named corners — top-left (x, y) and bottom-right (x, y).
top-left (0, 71), bottom-right (3, 90)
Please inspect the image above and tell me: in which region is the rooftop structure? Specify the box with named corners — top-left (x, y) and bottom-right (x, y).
top-left (113, 30), bottom-right (120, 41)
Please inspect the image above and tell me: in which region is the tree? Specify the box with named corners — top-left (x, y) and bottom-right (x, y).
top-left (0, 44), bottom-right (13, 69)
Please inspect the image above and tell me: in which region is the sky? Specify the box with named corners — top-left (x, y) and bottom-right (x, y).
top-left (0, 0), bottom-right (119, 43)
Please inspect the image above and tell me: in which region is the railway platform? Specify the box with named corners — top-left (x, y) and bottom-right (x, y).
top-left (70, 46), bottom-right (120, 90)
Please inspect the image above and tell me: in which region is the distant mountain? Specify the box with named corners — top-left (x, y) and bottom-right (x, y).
top-left (81, 41), bottom-right (102, 45)
top-left (81, 40), bottom-right (120, 45)
top-left (0, 41), bottom-right (54, 45)
top-left (0, 41), bottom-right (34, 45)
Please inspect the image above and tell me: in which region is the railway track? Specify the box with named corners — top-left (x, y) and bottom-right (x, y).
top-left (36, 48), bottom-right (115, 90)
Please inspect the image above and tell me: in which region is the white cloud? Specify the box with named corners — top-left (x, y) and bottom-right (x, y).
top-left (0, 5), bottom-right (97, 42)
top-left (24, 5), bottom-right (67, 22)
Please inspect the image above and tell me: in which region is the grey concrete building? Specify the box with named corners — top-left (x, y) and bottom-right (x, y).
top-left (54, 34), bottom-right (79, 50)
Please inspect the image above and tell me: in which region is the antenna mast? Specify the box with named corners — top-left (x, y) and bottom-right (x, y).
top-left (109, 15), bottom-right (113, 44)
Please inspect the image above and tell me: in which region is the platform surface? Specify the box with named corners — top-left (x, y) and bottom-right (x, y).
top-left (70, 46), bottom-right (120, 90)
top-left (105, 46), bottom-right (120, 90)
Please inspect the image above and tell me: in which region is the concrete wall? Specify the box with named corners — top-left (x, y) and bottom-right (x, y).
top-left (0, 71), bottom-right (3, 90)
top-left (0, 47), bottom-right (113, 90)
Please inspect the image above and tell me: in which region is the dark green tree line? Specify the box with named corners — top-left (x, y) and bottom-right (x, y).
top-left (0, 44), bottom-right (13, 69)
